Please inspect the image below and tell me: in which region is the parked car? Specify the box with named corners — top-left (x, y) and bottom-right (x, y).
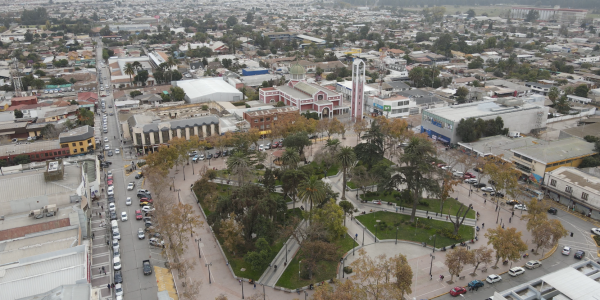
top-left (562, 246), bottom-right (571, 255)
top-left (486, 274), bottom-right (502, 284)
top-left (508, 267), bottom-right (525, 277)
top-left (140, 197), bottom-right (153, 204)
top-left (107, 186), bottom-right (114, 196)
top-left (592, 228), bottom-right (600, 235)
top-left (548, 207), bottom-right (557, 215)
top-left (149, 237), bottom-right (164, 247)
top-left (464, 178), bottom-right (477, 184)
top-left (115, 148), bottom-right (120, 154)
top-left (475, 183), bottom-right (487, 188)
top-left (207, 153), bottom-right (213, 159)
top-left (467, 280), bottom-right (484, 288)
top-left (214, 152), bottom-right (221, 158)
top-left (114, 284), bottom-right (123, 297)
top-left (506, 200), bottom-right (520, 205)
top-left (514, 204), bottom-right (528, 211)
top-left (222, 149), bottom-right (229, 156)
top-left (490, 191), bottom-right (504, 198)
top-left (135, 172), bottom-right (143, 179)
top-left (110, 212), bottom-right (118, 220)
top-left (449, 287), bottom-right (467, 297)
top-left (525, 260), bottom-right (541, 269)
top-left (113, 256), bottom-right (121, 270)
top-left (109, 203), bottom-right (116, 212)
top-left (574, 250), bottom-right (585, 259)
top-left (114, 270), bottom-right (123, 284)
top-left (481, 187), bottom-right (494, 192)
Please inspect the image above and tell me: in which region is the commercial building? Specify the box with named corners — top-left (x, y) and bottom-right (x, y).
top-left (262, 32), bottom-right (326, 48)
top-left (242, 67), bottom-right (269, 76)
top-left (544, 167), bottom-right (600, 219)
top-left (259, 63), bottom-right (349, 118)
top-left (59, 125), bottom-right (96, 155)
top-left (370, 94), bottom-right (419, 118)
top-left (175, 78), bottom-right (243, 103)
top-left (127, 115), bottom-right (220, 153)
top-left (420, 98), bottom-right (548, 144)
top-left (511, 137), bottom-right (595, 182)
top-left (510, 6), bottom-right (587, 23)
top-left (11, 95), bottom-right (38, 106)
top-left (0, 140), bottom-right (67, 163)
top-left (243, 107), bottom-right (299, 135)
top-left (487, 260), bottom-right (600, 300)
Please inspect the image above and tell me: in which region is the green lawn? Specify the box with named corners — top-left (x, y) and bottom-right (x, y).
top-left (299, 161), bottom-right (340, 179)
top-left (356, 212), bottom-right (474, 247)
top-left (360, 192), bottom-right (476, 219)
top-left (276, 235), bottom-right (357, 289)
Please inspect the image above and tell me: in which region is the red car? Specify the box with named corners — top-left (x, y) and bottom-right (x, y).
top-left (107, 175), bottom-right (113, 181)
top-left (107, 180), bottom-right (113, 186)
top-left (140, 197), bottom-right (153, 204)
top-left (135, 210), bottom-right (143, 220)
top-left (437, 163), bottom-right (445, 168)
top-left (465, 172), bottom-right (475, 178)
top-left (450, 287), bottom-right (467, 297)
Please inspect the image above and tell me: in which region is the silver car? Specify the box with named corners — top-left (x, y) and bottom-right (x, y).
top-left (138, 228), bottom-right (145, 239)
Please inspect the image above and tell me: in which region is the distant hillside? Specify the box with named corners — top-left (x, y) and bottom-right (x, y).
top-left (342, 0), bottom-right (598, 10)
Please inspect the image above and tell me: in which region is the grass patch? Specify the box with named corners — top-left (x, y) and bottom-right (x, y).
top-left (220, 237), bottom-right (285, 281)
top-left (276, 235), bottom-right (357, 289)
top-left (356, 212), bottom-right (474, 247)
top-left (360, 192), bottom-right (475, 219)
top-left (299, 161), bottom-right (340, 179)
top-left (347, 181), bottom-right (358, 189)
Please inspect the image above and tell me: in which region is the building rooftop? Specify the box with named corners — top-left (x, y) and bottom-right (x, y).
top-left (0, 140), bottom-right (60, 157)
top-left (425, 100), bottom-right (544, 123)
top-left (59, 125), bottom-right (94, 144)
top-left (141, 115), bottom-right (219, 133)
top-left (0, 227), bottom-right (79, 264)
top-left (549, 167), bottom-right (600, 195)
top-left (0, 245), bottom-right (87, 300)
top-left (512, 137), bottom-right (595, 164)
top-left (458, 135), bottom-right (547, 160)
top-left (244, 106), bottom-right (299, 117)
top-left (277, 85), bottom-right (312, 99)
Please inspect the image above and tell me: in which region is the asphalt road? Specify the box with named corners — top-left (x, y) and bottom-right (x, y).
top-left (93, 40), bottom-right (162, 300)
top-left (435, 207), bottom-right (598, 300)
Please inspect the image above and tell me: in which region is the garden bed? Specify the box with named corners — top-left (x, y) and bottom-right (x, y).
top-left (360, 192), bottom-right (476, 219)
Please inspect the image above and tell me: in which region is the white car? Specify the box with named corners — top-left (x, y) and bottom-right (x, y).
top-left (121, 212), bottom-right (128, 221)
top-left (109, 202), bottom-right (116, 212)
top-left (107, 186), bottom-right (114, 196)
top-left (464, 178), bottom-right (477, 184)
top-left (126, 197), bottom-right (132, 206)
top-left (127, 182), bottom-right (135, 190)
top-left (138, 228), bottom-right (145, 239)
top-left (525, 260), bottom-right (541, 269)
top-left (508, 267), bottom-right (525, 277)
top-left (481, 187), bottom-right (495, 192)
top-left (562, 246), bottom-right (571, 255)
top-left (114, 283), bottom-right (123, 297)
top-left (104, 137), bottom-right (109, 142)
top-left (591, 228), bottom-right (600, 235)
top-left (112, 230), bottom-right (121, 240)
top-left (486, 274), bottom-right (502, 283)
top-left (105, 145), bottom-right (110, 150)
top-left (141, 206), bottom-right (154, 213)
top-left (259, 144), bottom-right (264, 151)
top-left (107, 170), bottom-right (112, 176)
top-left (514, 204), bottom-right (528, 211)
top-left (115, 148), bottom-right (120, 154)
top-left (113, 257), bottom-right (121, 270)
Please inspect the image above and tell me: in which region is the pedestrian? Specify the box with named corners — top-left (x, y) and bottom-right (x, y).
top-left (106, 241), bottom-right (109, 246)
top-left (101, 205), bottom-right (103, 210)
top-left (112, 283), bottom-right (115, 289)
top-left (430, 274), bottom-right (432, 280)
top-left (509, 217), bottom-right (512, 223)
top-left (482, 223), bottom-right (485, 229)
top-left (99, 213), bottom-right (102, 218)
top-left (104, 270), bottom-right (106, 275)
top-left (239, 279), bottom-right (242, 285)
top-left (92, 233), bottom-right (95, 240)
top-left (355, 233), bottom-right (358, 240)
top-left (484, 199), bottom-right (486, 204)
top-left (426, 211), bottom-right (429, 216)
top-left (476, 286), bottom-right (479, 291)
top-left (254, 283), bottom-right (256, 289)
top-left (512, 211), bottom-right (514, 217)
top-left (97, 202), bottom-right (99, 207)
top-left (446, 216), bottom-right (448, 220)
top-left (502, 224), bottom-right (505, 229)
top-left (107, 284), bottom-right (111, 290)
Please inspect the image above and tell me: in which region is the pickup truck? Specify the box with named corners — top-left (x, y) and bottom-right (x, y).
top-left (143, 260), bottom-right (152, 275)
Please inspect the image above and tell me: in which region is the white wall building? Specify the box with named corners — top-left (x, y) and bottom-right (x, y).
top-left (544, 167), bottom-right (600, 219)
top-left (175, 78), bottom-right (243, 103)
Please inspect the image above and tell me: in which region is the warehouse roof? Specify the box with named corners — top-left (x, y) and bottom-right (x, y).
top-left (176, 78), bottom-right (242, 101)
top-left (425, 100), bottom-right (544, 123)
top-left (512, 137), bottom-right (595, 164)
top-left (59, 125), bottom-right (94, 144)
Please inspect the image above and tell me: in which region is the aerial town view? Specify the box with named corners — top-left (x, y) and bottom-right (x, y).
top-left (1, 0), bottom-right (600, 299)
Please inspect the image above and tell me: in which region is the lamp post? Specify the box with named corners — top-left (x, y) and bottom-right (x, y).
top-left (432, 234), bottom-right (437, 253)
top-left (285, 240), bottom-right (288, 263)
top-left (206, 262), bottom-right (212, 284)
top-left (175, 189), bottom-right (181, 203)
top-left (192, 158), bottom-right (195, 175)
top-left (375, 220), bottom-right (380, 243)
top-left (241, 279), bottom-right (244, 299)
top-left (395, 227), bottom-right (399, 245)
top-left (429, 254), bottom-right (435, 276)
top-left (362, 225), bottom-right (365, 246)
top-left (194, 238), bottom-right (201, 258)
top-left (262, 284), bottom-right (266, 300)
top-left (353, 236), bottom-right (356, 256)
top-left (415, 218), bottom-right (419, 236)
top-left (299, 260), bottom-right (302, 280)
top-left (341, 257), bottom-right (345, 279)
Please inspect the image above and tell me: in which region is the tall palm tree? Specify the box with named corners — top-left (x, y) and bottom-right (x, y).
top-left (336, 146), bottom-right (356, 200)
top-left (298, 175), bottom-right (326, 213)
top-left (226, 151), bottom-right (251, 186)
top-left (282, 169), bottom-right (306, 210)
top-left (167, 56), bottom-right (178, 82)
top-left (281, 148), bottom-right (300, 170)
top-left (123, 62), bottom-right (135, 87)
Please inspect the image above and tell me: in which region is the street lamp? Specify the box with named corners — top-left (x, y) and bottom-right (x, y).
top-left (429, 254), bottom-right (435, 276)
top-left (206, 262), bottom-right (212, 284)
top-left (194, 238), bottom-right (201, 258)
top-left (353, 236), bottom-right (356, 256)
top-left (262, 284), bottom-right (266, 300)
top-left (241, 279), bottom-right (244, 299)
top-left (432, 234), bottom-right (437, 253)
top-left (341, 257), bottom-right (345, 278)
top-left (175, 189), bottom-right (181, 203)
top-left (415, 218), bottom-right (419, 236)
top-left (395, 227), bottom-right (399, 245)
top-left (375, 220), bottom-right (380, 243)
top-left (299, 260), bottom-right (302, 280)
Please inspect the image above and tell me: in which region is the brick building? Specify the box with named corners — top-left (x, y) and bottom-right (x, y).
top-left (11, 96), bottom-right (38, 106)
top-left (243, 107), bottom-right (299, 135)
